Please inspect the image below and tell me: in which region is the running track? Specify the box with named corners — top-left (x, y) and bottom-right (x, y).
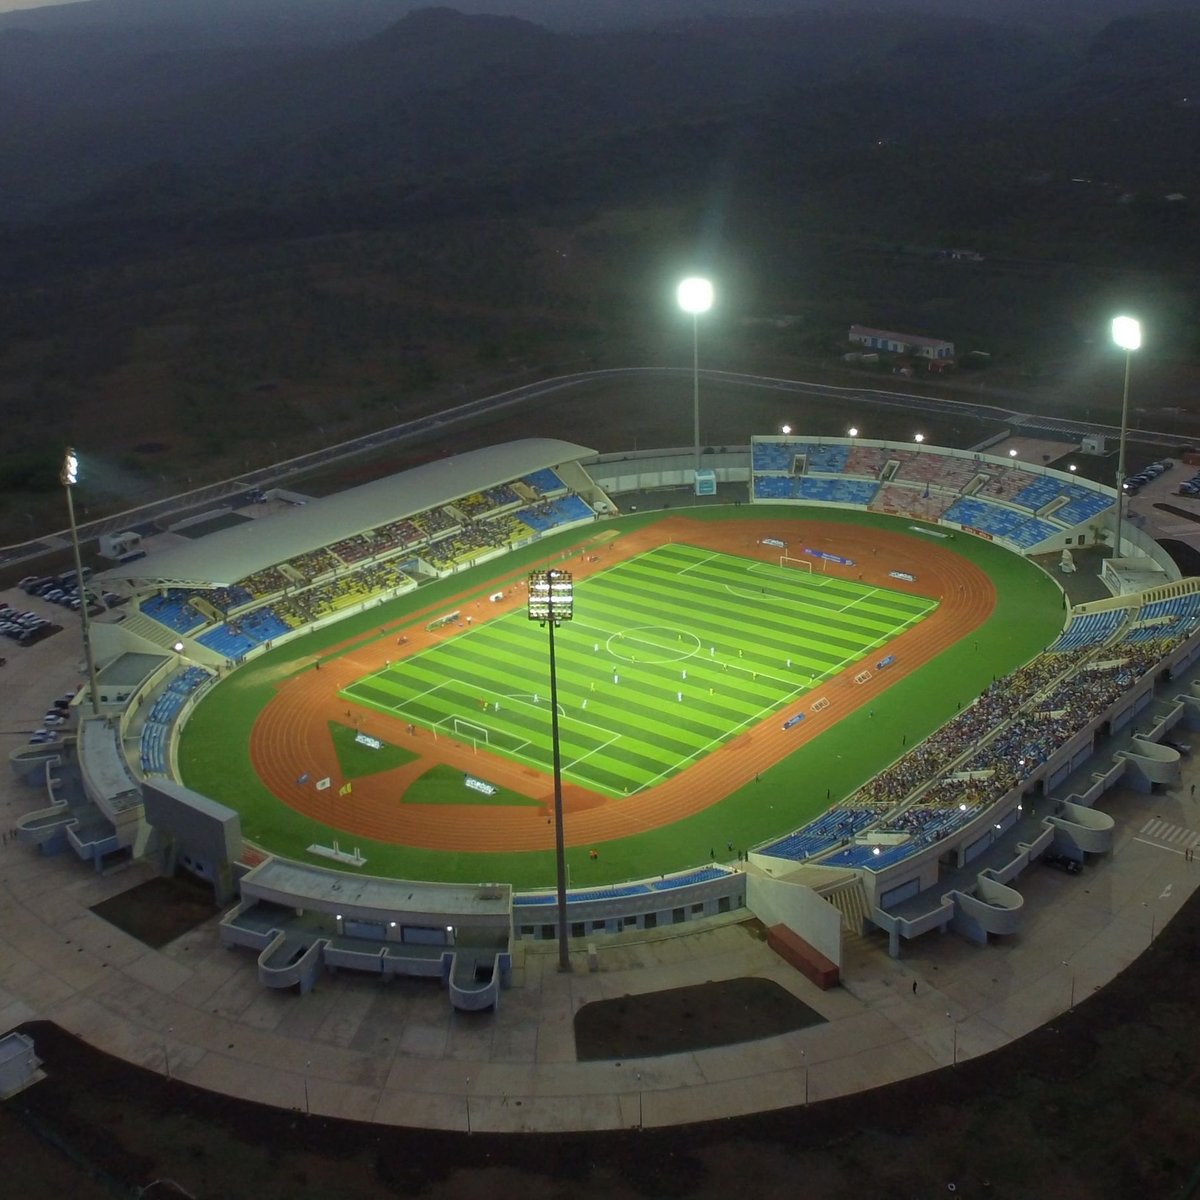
top-left (245, 516), bottom-right (996, 854)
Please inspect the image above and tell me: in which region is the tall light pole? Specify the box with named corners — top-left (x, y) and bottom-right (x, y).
top-left (677, 276), bottom-right (714, 471)
top-left (61, 448), bottom-right (102, 717)
top-left (1111, 316), bottom-right (1141, 560)
top-left (529, 568), bottom-right (574, 971)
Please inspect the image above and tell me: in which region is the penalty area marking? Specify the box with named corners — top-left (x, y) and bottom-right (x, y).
top-left (674, 550), bottom-right (723, 577)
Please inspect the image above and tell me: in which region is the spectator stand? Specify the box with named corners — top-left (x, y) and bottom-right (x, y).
top-left (513, 866), bottom-right (743, 942)
top-left (515, 494), bottom-right (594, 535)
top-left (749, 436), bottom-right (1114, 557)
top-left (870, 483), bottom-right (955, 522)
top-left (138, 666), bottom-right (215, 776)
top-left (197, 607), bottom-right (291, 662)
top-left (520, 467), bottom-right (567, 496)
top-left (1049, 609), bottom-right (1128, 652)
top-left (140, 589), bottom-right (208, 635)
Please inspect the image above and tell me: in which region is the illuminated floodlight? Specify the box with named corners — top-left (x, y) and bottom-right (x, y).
top-left (914, 433), bottom-right (925, 444)
top-left (528, 569), bottom-right (574, 625)
top-left (1069, 464), bottom-right (1077, 473)
top-left (1111, 315), bottom-right (1142, 561)
top-left (60, 446), bottom-right (100, 716)
top-left (848, 426), bottom-right (859, 438)
top-left (1111, 315), bottom-right (1141, 351)
top-left (781, 424), bottom-right (792, 436)
top-left (677, 276), bottom-right (714, 472)
top-left (676, 276), bottom-right (714, 315)
top-left (528, 568), bottom-right (575, 971)
top-left (1009, 448), bottom-right (1018, 458)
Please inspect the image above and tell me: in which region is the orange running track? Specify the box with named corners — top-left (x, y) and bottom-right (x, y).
top-left (248, 517), bottom-right (995, 854)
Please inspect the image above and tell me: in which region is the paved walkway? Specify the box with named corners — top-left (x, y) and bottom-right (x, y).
top-left (2, 597), bottom-right (1199, 1132)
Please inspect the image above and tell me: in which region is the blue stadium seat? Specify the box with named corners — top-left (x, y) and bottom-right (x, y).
top-left (521, 468), bottom-right (566, 494)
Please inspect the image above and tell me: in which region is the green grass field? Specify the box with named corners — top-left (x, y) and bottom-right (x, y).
top-left (341, 544), bottom-right (936, 796)
top-left (178, 507), bottom-right (1064, 886)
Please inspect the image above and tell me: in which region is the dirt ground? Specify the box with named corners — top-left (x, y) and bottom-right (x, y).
top-left (90, 873), bottom-right (220, 949)
top-left (3, 882), bottom-right (1199, 1200)
top-left (574, 974), bottom-right (826, 1062)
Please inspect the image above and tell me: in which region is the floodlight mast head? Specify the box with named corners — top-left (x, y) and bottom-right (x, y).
top-left (1112, 315), bottom-right (1141, 352)
top-left (61, 447), bottom-right (79, 487)
top-left (528, 569), bottom-right (574, 627)
top-left (676, 276), bottom-right (714, 315)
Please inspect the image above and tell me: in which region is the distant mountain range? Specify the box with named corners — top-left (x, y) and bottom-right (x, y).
top-left (2, 3), bottom-right (1198, 229)
top-left (0, 0), bottom-right (1187, 39)
top-left (0, 0), bottom-right (1198, 537)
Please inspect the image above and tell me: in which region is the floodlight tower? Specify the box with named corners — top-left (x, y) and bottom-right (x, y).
top-left (528, 568), bottom-right (574, 971)
top-left (677, 276), bottom-right (714, 471)
top-left (61, 448), bottom-right (102, 717)
top-left (1111, 316), bottom-right (1142, 560)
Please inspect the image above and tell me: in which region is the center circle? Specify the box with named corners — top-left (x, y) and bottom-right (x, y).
top-left (606, 626), bottom-right (701, 665)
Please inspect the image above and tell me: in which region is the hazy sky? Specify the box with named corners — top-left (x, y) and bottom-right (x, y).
top-left (0, 0), bottom-right (85, 10)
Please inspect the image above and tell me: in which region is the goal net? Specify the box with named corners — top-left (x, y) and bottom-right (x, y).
top-left (434, 715), bottom-right (529, 756)
top-left (779, 555), bottom-right (813, 574)
top-left (450, 717), bottom-right (489, 744)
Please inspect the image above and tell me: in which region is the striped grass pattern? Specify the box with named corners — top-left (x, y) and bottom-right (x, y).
top-left (341, 544), bottom-right (935, 797)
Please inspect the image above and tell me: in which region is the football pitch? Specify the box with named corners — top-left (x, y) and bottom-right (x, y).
top-left (341, 543), bottom-right (936, 797)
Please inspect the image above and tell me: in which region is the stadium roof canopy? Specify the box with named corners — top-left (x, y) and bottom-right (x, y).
top-left (99, 437), bottom-right (596, 589)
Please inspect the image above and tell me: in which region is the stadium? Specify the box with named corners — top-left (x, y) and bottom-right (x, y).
top-left (6, 407), bottom-right (1200, 1131)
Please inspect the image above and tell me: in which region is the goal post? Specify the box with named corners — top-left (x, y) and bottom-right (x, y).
top-left (779, 555), bottom-right (814, 574)
top-left (451, 717), bottom-right (489, 745)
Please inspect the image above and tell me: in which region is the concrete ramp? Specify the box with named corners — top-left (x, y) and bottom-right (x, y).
top-left (950, 876), bottom-right (1024, 946)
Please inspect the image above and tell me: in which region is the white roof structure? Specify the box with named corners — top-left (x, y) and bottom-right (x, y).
top-left (99, 437), bottom-right (595, 588)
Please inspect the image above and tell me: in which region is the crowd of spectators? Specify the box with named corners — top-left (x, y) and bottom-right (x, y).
top-left (456, 484), bottom-right (521, 519)
top-left (424, 516), bottom-right (521, 568)
top-left (329, 518), bottom-right (427, 566)
top-left (329, 534), bottom-right (377, 565)
top-left (416, 507), bottom-right (457, 538)
top-left (286, 547), bottom-right (342, 584)
top-left (207, 584), bottom-right (254, 614)
top-left (143, 470), bottom-right (595, 643)
top-left (273, 560), bottom-right (412, 627)
top-left (854, 639), bottom-right (1175, 842)
top-left (850, 651), bottom-right (1089, 814)
top-left (239, 564), bottom-right (291, 598)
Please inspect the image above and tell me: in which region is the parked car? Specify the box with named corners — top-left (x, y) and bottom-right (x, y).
top-left (1042, 853), bottom-right (1082, 875)
top-left (42, 713), bottom-right (67, 726)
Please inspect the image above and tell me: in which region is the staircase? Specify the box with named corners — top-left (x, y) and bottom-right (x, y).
top-left (120, 611), bottom-right (187, 649)
top-left (820, 876), bottom-right (872, 937)
top-left (113, 612), bottom-right (225, 667)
